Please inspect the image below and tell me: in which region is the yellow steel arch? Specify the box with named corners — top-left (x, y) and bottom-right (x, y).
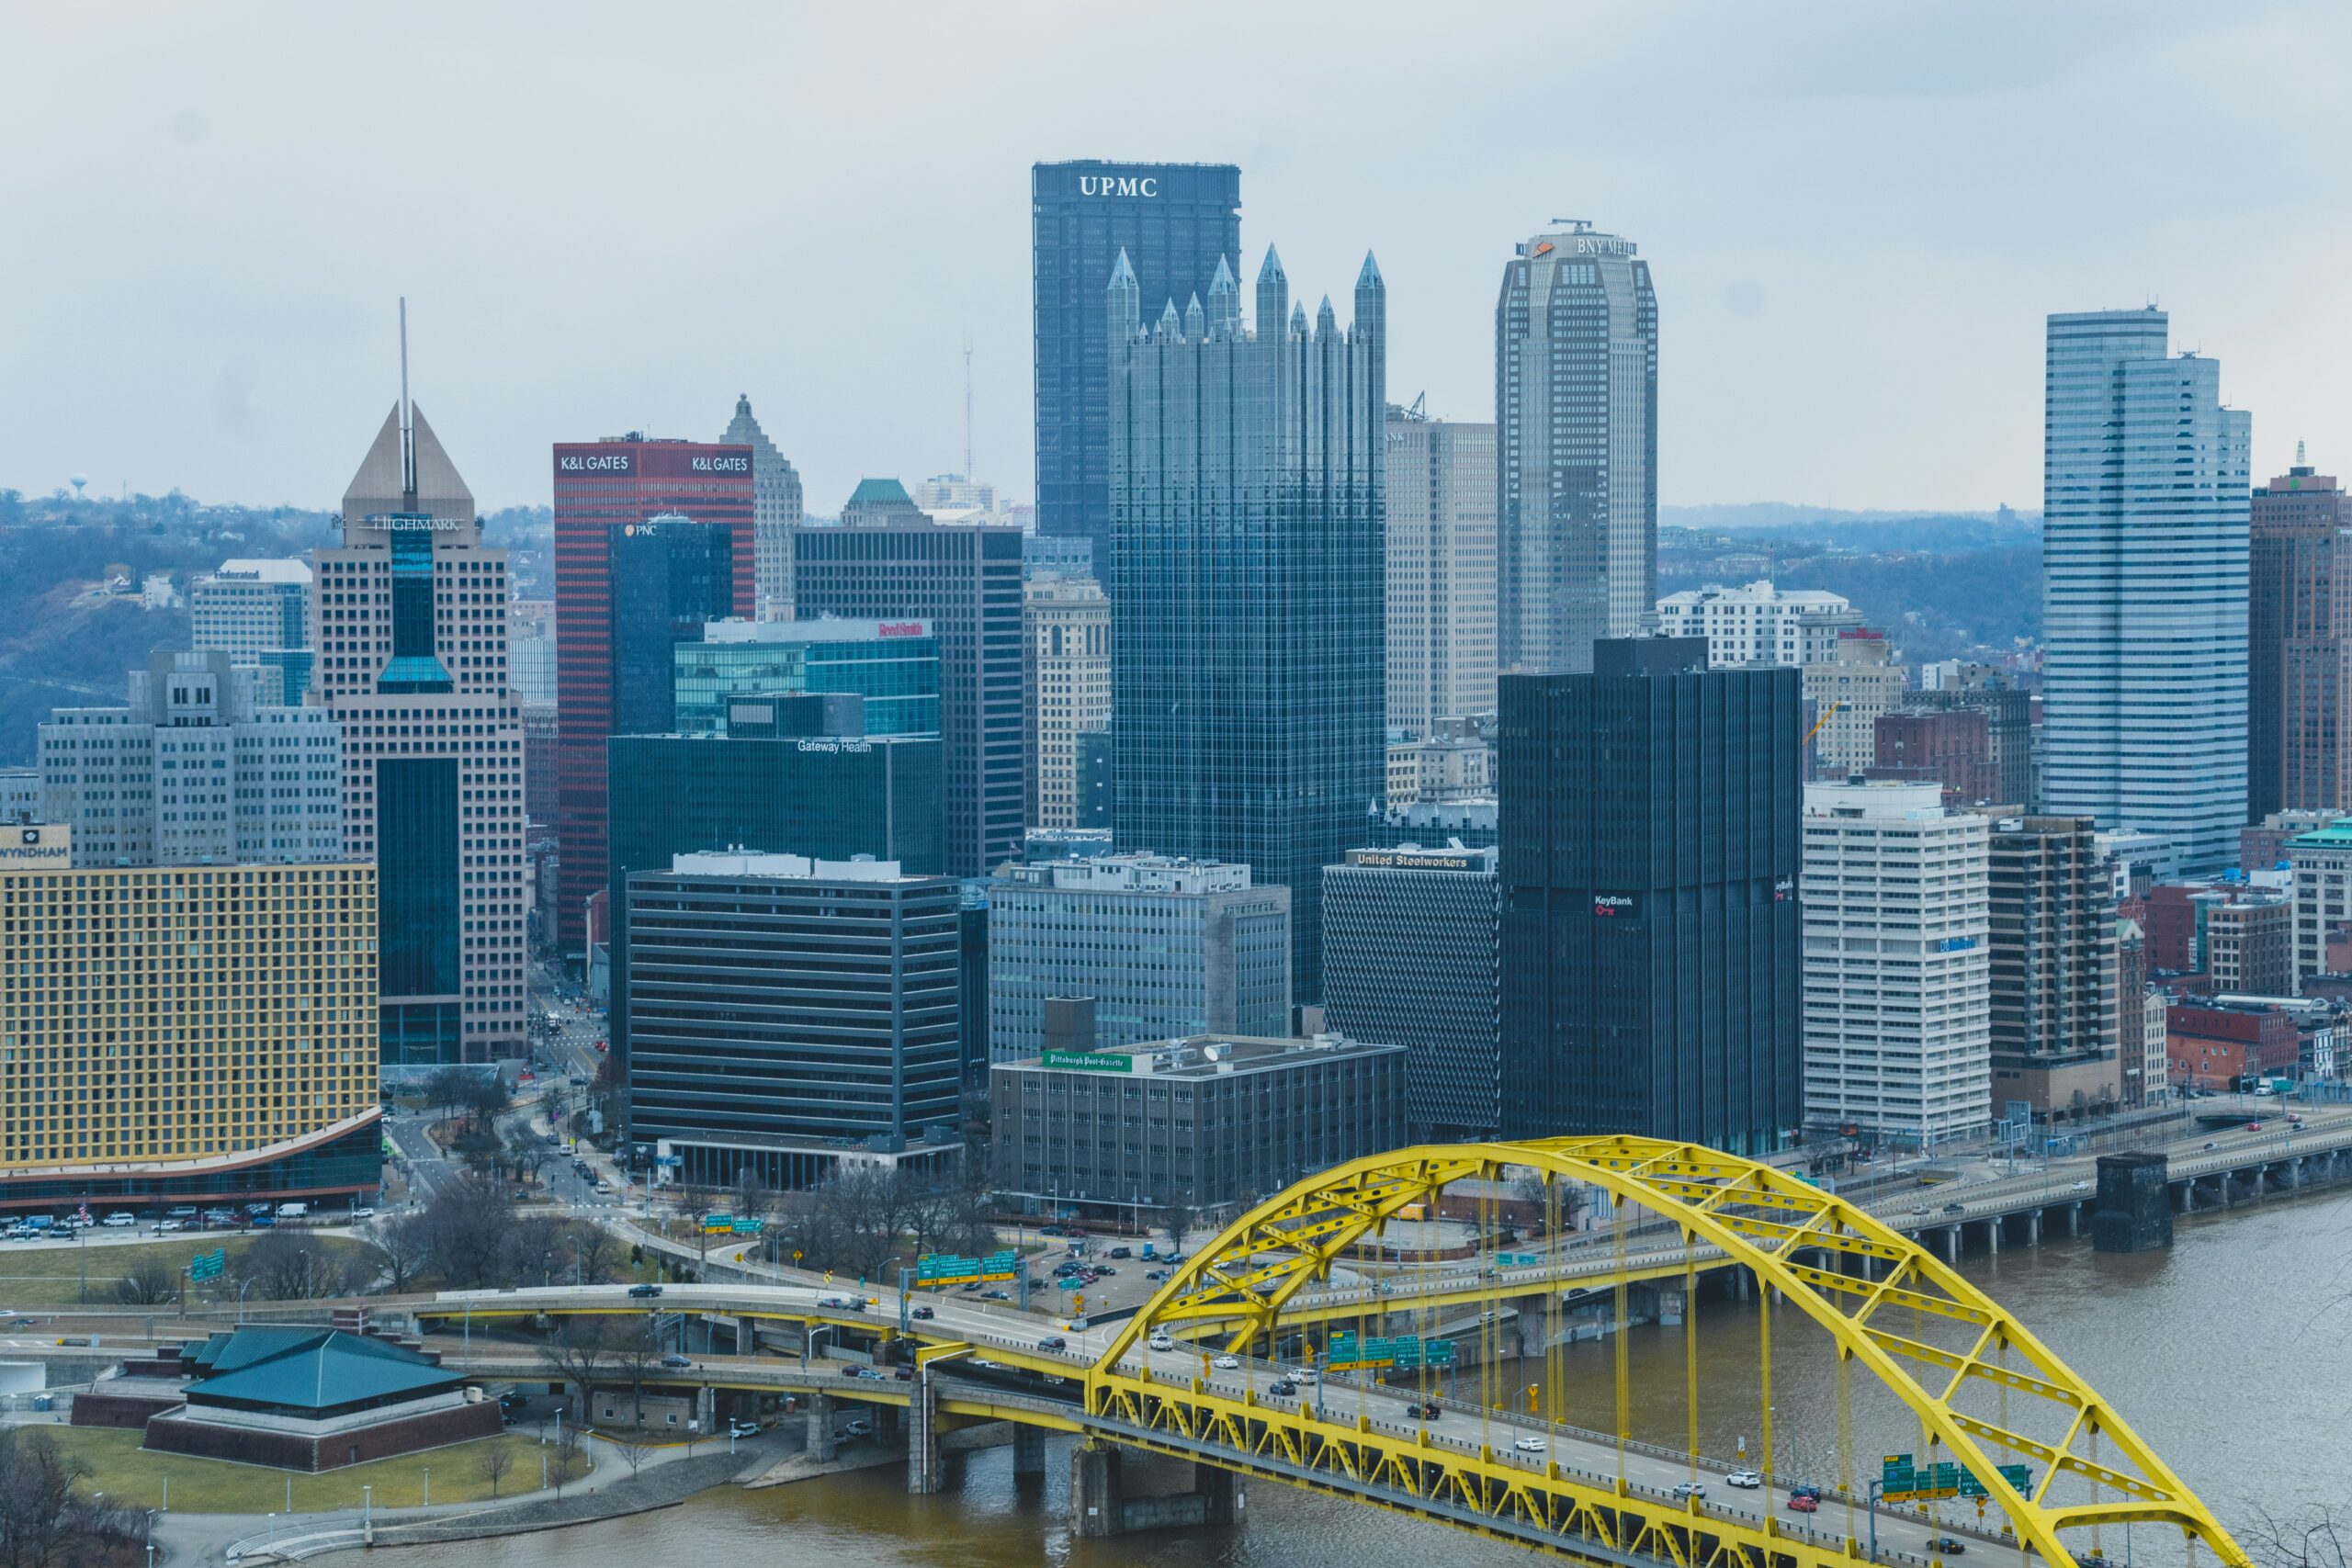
top-left (1090, 1136), bottom-right (2248, 1568)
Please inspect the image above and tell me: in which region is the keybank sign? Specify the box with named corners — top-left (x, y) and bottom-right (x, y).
top-left (1078, 175), bottom-right (1159, 197)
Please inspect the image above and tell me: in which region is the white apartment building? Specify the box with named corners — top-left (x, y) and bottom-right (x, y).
top-left (1023, 577), bottom-right (1110, 829)
top-left (1656, 580), bottom-right (1862, 668)
top-left (39, 649), bottom-right (343, 868)
top-left (2286, 817), bottom-right (2352, 987)
top-left (1801, 780), bottom-right (1993, 1145)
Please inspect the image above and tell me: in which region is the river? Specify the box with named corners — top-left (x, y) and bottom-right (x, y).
top-left (370, 1185), bottom-right (2352, 1568)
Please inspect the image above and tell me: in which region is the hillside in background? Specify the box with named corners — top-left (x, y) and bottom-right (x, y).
top-left (0, 489), bottom-right (337, 763)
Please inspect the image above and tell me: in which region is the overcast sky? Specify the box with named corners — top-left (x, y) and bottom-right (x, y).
top-left (4, 2), bottom-right (2346, 515)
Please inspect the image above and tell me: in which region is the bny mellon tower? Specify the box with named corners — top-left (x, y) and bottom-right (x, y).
top-left (315, 391), bottom-right (526, 1068)
top-left (1496, 221), bottom-right (1657, 674)
top-left (1108, 245), bottom-right (1386, 1001)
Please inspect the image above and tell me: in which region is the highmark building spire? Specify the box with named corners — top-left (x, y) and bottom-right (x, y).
top-left (313, 317), bottom-right (526, 1072)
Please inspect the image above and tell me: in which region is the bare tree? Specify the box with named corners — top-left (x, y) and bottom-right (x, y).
top-left (571, 1221), bottom-right (621, 1284)
top-left (0, 1427), bottom-right (95, 1568)
top-left (2243, 1505), bottom-right (2352, 1568)
top-left (1158, 1202), bottom-right (1195, 1256)
top-left (613, 1422), bottom-right (655, 1478)
top-left (115, 1251), bottom-right (181, 1306)
top-left (536, 1315), bottom-right (636, 1422)
top-left (418, 1173), bottom-right (514, 1289)
top-left (235, 1230), bottom-right (359, 1301)
top-left (503, 1213), bottom-right (570, 1287)
top-left (549, 1422), bottom-right (587, 1496)
top-left (506, 1131), bottom-right (550, 1188)
top-left (368, 1212), bottom-right (434, 1293)
top-left (478, 1440), bottom-right (515, 1499)
top-left (677, 1182), bottom-right (724, 1260)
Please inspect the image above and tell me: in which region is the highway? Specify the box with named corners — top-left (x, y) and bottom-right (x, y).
top-left (424, 1277), bottom-right (1990, 1565)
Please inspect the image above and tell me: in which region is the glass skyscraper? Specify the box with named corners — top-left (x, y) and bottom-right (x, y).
top-left (2041, 309), bottom-right (2250, 874)
top-left (1033, 161), bottom-right (1240, 581)
top-left (609, 515), bottom-right (736, 738)
top-left (1498, 637), bottom-right (1803, 1154)
top-left (1109, 243), bottom-right (1386, 1001)
top-left (1495, 222), bottom-right (1657, 675)
top-left (671, 618), bottom-right (940, 738)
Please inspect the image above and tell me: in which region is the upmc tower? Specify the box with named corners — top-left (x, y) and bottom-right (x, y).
top-left (1033, 161), bottom-right (1240, 581)
top-left (553, 438), bottom-right (755, 950)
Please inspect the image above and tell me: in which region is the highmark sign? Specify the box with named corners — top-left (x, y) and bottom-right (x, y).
top-left (1043, 1051), bottom-right (1132, 1073)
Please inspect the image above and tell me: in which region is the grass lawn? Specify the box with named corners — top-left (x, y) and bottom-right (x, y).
top-left (0, 1235), bottom-right (374, 1309)
top-left (29, 1427), bottom-right (570, 1513)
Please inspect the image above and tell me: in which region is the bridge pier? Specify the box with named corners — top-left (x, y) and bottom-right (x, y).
top-left (1983, 1216), bottom-right (1999, 1255)
top-left (805, 1392), bottom-right (836, 1462)
top-left (2063, 1201), bottom-right (2079, 1236)
top-left (2025, 1211), bottom-right (2041, 1246)
top-left (1941, 1225), bottom-right (1959, 1262)
top-left (1069, 1441), bottom-right (1241, 1537)
top-left (2094, 1151), bottom-right (2173, 1252)
top-left (1012, 1423), bottom-right (1047, 1478)
top-left (907, 1372), bottom-right (943, 1494)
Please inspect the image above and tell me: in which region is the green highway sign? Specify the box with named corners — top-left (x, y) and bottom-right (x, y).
top-left (187, 1248), bottom-right (225, 1282)
top-left (732, 1217), bottom-right (763, 1235)
top-left (1498, 1253), bottom-right (1540, 1267)
top-left (1329, 1331), bottom-right (1453, 1371)
top-left (1882, 1455), bottom-right (2030, 1502)
top-left (918, 1249), bottom-right (1021, 1287)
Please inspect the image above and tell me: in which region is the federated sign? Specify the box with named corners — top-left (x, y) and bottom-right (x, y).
top-left (1882, 1454), bottom-right (2030, 1501)
top-left (1043, 1050), bottom-right (1132, 1073)
top-left (1329, 1332), bottom-right (1454, 1371)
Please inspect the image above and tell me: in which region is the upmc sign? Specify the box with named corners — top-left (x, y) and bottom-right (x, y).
top-left (1078, 174), bottom-right (1159, 197)
top-left (554, 444), bottom-right (754, 481)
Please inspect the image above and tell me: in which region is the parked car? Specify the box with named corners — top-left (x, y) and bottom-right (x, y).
top-left (349, 1206), bottom-right (379, 1220)
top-left (165, 1206), bottom-right (198, 1221)
top-left (892, 1367), bottom-right (914, 1382)
top-left (102, 1213), bottom-right (136, 1228)
top-left (1786, 1495), bottom-right (1819, 1514)
top-left (245, 1201), bottom-right (272, 1214)
top-left (1673, 1482), bottom-right (1707, 1499)
top-left (1724, 1470), bottom-right (1763, 1489)
top-left (1514, 1436), bottom-right (1548, 1453)
top-left (1107, 1246), bottom-right (1131, 1258)
top-left (729, 1419), bottom-right (762, 1438)
top-left (661, 1353), bottom-right (693, 1370)
top-left (156, 1220), bottom-right (183, 1234)
top-left (628, 1283), bottom-right (663, 1299)
top-left (843, 1418), bottom-right (872, 1438)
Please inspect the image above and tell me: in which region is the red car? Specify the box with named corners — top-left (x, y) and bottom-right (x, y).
top-left (1786, 1495), bottom-right (1819, 1514)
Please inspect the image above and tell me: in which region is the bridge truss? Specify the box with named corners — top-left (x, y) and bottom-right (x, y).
top-left (1088, 1136), bottom-right (2248, 1568)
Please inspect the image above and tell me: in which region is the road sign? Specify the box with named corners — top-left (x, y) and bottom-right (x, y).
top-left (1498, 1253), bottom-right (1540, 1267)
top-left (702, 1214), bottom-right (733, 1234)
top-left (732, 1217), bottom-right (763, 1235)
top-left (918, 1250), bottom-right (1016, 1286)
top-left (1330, 1331), bottom-right (1452, 1371)
top-left (187, 1248), bottom-right (225, 1282)
top-left (1883, 1454), bottom-right (2030, 1502)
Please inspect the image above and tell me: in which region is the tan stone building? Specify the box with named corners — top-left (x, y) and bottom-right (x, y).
top-left (1023, 578), bottom-right (1110, 831)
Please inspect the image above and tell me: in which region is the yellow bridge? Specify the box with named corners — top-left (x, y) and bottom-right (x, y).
top-left (411, 1137), bottom-right (2245, 1568)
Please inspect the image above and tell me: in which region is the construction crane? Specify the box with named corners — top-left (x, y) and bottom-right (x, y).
top-left (1804, 700), bottom-right (1842, 750)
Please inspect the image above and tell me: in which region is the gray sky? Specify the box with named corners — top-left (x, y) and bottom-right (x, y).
top-left (4, 1), bottom-right (2345, 515)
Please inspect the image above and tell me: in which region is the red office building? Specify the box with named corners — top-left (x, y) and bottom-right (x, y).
top-left (553, 437), bottom-right (755, 950)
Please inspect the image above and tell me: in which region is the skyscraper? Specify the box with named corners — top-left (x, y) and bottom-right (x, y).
top-left (1980, 815), bottom-right (2121, 1122)
top-left (1032, 161), bottom-right (1241, 580)
top-left (607, 516), bottom-right (736, 739)
top-left (793, 520), bottom-right (1025, 878)
top-left (1496, 222), bottom-right (1657, 675)
top-left (1801, 782), bottom-right (1992, 1146)
top-left (719, 395), bottom-right (805, 621)
top-left (1109, 243), bottom-right (1386, 1000)
top-left (2041, 309), bottom-right (2250, 874)
top-left (1024, 576), bottom-right (1110, 829)
top-left (1498, 637), bottom-right (1802, 1152)
top-left (2248, 452), bottom-right (2351, 819)
top-left (552, 435), bottom-right (756, 950)
top-left (1385, 403), bottom-right (1498, 738)
top-left (315, 398), bottom-right (527, 1068)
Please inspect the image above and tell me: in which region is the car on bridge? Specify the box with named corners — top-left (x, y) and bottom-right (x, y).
top-left (1929, 1538), bottom-right (1967, 1554)
top-left (2070, 1179), bottom-right (2093, 1192)
top-left (1513, 1436), bottom-right (1547, 1453)
top-left (629, 1283), bottom-right (663, 1299)
top-left (910, 1305), bottom-right (935, 1320)
top-left (1787, 1495), bottom-right (1818, 1513)
top-left (1269, 1380), bottom-right (1297, 1397)
top-left (1213, 1355), bottom-right (1240, 1370)
top-left (1673, 1482), bottom-right (1706, 1499)
top-left (1405, 1401), bottom-right (1442, 1420)
top-left (661, 1353), bottom-right (693, 1370)
top-left (1724, 1470), bottom-right (1762, 1488)
top-left (1941, 1201), bottom-right (1966, 1214)
top-left (1037, 1335), bottom-right (1069, 1351)
top-left (1148, 1332), bottom-right (1175, 1351)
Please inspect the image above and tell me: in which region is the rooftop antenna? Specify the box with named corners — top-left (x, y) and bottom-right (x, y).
top-left (2298, 438), bottom-right (2308, 466)
top-left (962, 333), bottom-right (974, 482)
top-left (398, 297), bottom-right (417, 509)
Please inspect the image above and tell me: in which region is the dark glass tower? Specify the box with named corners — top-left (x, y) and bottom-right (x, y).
top-left (608, 515), bottom-right (735, 738)
top-left (1109, 244), bottom-right (1387, 1001)
top-left (1498, 637), bottom-right (1803, 1152)
top-left (1033, 161), bottom-right (1240, 580)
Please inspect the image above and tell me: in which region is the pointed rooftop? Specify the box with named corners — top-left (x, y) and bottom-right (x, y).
top-left (1208, 254), bottom-right (1237, 294)
top-left (1107, 247), bottom-right (1137, 290)
top-left (1357, 251), bottom-right (1384, 289)
top-left (1183, 293), bottom-right (1205, 339)
top-left (342, 402), bottom-right (473, 534)
top-left (1289, 300), bottom-right (1308, 335)
top-left (1257, 245), bottom-right (1285, 285)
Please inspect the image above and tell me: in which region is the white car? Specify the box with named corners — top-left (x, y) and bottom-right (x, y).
top-left (1514, 1436), bottom-right (1548, 1453)
top-left (1293, 1368), bottom-right (1318, 1385)
top-left (102, 1213), bottom-right (136, 1228)
top-left (1673, 1482), bottom-right (1707, 1499)
top-left (2069, 1179), bottom-right (2094, 1192)
top-left (156, 1219), bottom-right (183, 1234)
top-left (1725, 1470), bottom-right (1763, 1489)
top-left (1148, 1332), bottom-right (1175, 1352)
top-left (1212, 1355), bottom-right (1240, 1371)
